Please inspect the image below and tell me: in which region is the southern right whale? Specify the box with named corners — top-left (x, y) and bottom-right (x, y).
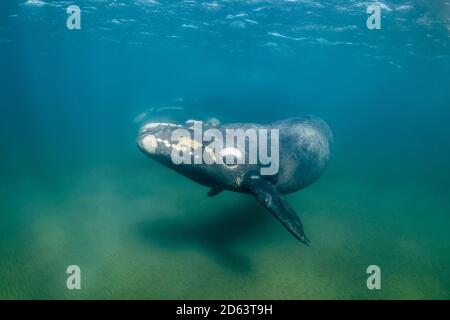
top-left (137, 116), bottom-right (332, 246)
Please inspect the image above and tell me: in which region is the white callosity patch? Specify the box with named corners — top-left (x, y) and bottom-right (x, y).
top-left (142, 134), bottom-right (158, 154)
top-left (176, 136), bottom-right (202, 150)
top-left (156, 138), bottom-right (171, 148)
top-left (171, 136), bottom-right (200, 157)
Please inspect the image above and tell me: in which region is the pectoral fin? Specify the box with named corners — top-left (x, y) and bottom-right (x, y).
top-left (244, 173), bottom-right (310, 246)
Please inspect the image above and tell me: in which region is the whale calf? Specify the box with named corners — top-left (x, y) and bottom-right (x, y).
top-left (137, 116), bottom-right (332, 245)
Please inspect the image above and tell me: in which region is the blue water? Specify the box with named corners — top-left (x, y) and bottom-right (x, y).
top-left (0, 0), bottom-right (449, 299)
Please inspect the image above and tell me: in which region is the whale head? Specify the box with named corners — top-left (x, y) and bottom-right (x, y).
top-left (137, 122), bottom-right (183, 164)
top-left (137, 120), bottom-right (223, 187)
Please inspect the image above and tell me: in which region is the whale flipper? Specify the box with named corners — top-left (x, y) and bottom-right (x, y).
top-left (244, 173), bottom-right (311, 246)
top-left (207, 187), bottom-right (223, 197)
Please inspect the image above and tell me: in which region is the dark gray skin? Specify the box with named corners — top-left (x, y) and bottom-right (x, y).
top-left (137, 116), bottom-right (332, 246)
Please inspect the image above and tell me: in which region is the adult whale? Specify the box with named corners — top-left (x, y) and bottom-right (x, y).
top-left (137, 116), bottom-right (332, 246)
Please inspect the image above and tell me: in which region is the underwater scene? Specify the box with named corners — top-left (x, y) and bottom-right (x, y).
top-left (0, 0), bottom-right (449, 299)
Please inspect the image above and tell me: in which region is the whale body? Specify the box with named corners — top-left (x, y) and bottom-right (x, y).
top-left (137, 116), bottom-right (332, 245)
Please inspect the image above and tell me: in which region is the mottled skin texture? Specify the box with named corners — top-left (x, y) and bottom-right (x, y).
top-left (137, 116), bottom-right (332, 245)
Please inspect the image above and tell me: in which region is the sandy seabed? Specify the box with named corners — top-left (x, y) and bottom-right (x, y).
top-left (0, 155), bottom-right (449, 299)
